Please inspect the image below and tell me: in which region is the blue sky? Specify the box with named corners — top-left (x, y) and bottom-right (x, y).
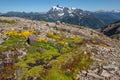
top-left (0, 0), bottom-right (120, 12)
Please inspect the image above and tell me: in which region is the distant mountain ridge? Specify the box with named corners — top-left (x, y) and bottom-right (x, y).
top-left (1, 5), bottom-right (120, 29)
top-left (96, 9), bottom-right (120, 13)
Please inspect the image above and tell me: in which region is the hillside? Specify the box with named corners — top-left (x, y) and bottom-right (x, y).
top-left (101, 21), bottom-right (120, 40)
top-left (0, 17), bottom-right (120, 80)
top-left (1, 5), bottom-right (120, 29)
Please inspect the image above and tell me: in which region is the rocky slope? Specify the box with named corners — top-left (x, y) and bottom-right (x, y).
top-left (101, 21), bottom-right (120, 40)
top-left (0, 17), bottom-right (120, 80)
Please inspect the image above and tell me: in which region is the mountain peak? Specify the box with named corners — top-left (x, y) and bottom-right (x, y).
top-left (52, 5), bottom-right (64, 11)
top-left (51, 5), bottom-right (78, 12)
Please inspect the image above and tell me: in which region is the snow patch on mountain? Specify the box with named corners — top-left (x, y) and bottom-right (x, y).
top-left (58, 13), bottom-right (64, 16)
top-left (68, 10), bottom-right (72, 14)
top-left (80, 13), bottom-right (82, 15)
top-left (68, 7), bottom-right (77, 13)
top-left (69, 14), bottom-right (74, 17)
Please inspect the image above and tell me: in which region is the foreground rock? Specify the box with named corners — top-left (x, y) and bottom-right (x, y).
top-left (27, 35), bottom-right (38, 45)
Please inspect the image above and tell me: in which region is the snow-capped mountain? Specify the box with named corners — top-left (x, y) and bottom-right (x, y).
top-left (46, 5), bottom-right (104, 29)
top-left (47, 5), bottom-right (90, 17)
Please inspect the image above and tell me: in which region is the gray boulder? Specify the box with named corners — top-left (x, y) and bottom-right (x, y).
top-left (27, 35), bottom-right (38, 45)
